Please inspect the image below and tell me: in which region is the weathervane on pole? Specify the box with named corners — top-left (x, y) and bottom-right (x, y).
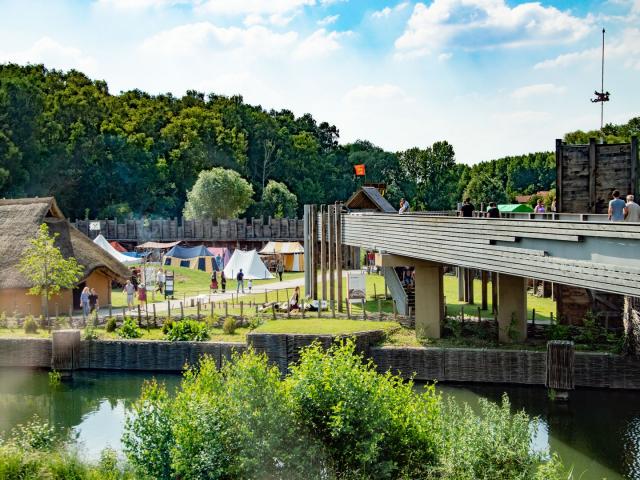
top-left (590, 28), bottom-right (610, 133)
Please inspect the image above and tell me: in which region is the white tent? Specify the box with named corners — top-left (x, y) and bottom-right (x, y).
top-left (93, 234), bottom-right (141, 265)
top-left (224, 249), bottom-right (274, 280)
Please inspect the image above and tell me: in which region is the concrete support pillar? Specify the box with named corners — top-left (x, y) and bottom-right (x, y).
top-left (497, 273), bottom-right (527, 343)
top-left (414, 262), bottom-right (444, 339)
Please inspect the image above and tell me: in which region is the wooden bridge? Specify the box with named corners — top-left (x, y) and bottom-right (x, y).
top-left (72, 217), bottom-right (304, 245)
top-left (304, 206), bottom-right (640, 342)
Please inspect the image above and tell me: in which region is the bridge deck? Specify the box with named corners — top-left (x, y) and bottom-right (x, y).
top-left (335, 212), bottom-right (640, 298)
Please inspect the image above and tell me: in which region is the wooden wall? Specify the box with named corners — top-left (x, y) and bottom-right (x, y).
top-left (556, 137), bottom-right (639, 324)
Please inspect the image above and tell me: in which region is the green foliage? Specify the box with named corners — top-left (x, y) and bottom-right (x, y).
top-left (463, 173), bottom-right (508, 206)
top-left (83, 325), bottom-right (99, 341)
top-left (164, 320), bottom-right (209, 341)
top-left (9, 416), bottom-right (58, 451)
top-left (48, 370), bottom-right (62, 388)
top-left (23, 315), bottom-right (38, 334)
top-left (18, 223), bottom-right (84, 318)
top-left (223, 316), bottom-right (237, 335)
top-left (161, 319), bottom-right (174, 334)
top-left (183, 167), bottom-right (254, 220)
top-left (439, 395), bottom-right (543, 479)
top-left (261, 179), bottom-right (298, 218)
top-left (288, 340), bottom-right (441, 478)
top-left (548, 323), bottom-right (571, 341)
top-left (564, 117), bottom-right (639, 144)
top-left (0, 311), bottom-right (7, 328)
top-left (105, 317), bottom-right (117, 333)
top-left (116, 317), bottom-right (141, 339)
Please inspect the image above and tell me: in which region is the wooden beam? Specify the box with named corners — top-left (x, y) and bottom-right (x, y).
top-left (335, 202), bottom-right (343, 312)
top-left (481, 270), bottom-right (488, 310)
top-left (556, 139), bottom-right (563, 212)
top-left (328, 205), bottom-right (335, 307)
top-left (589, 138), bottom-right (597, 213)
top-left (320, 205), bottom-right (327, 301)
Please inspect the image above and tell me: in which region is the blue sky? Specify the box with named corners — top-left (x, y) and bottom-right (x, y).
top-left (0, 0), bottom-right (639, 164)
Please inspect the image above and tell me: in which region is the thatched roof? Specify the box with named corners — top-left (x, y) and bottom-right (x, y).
top-left (345, 187), bottom-right (397, 213)
top-left (0, 197), bottom-right (130, 289)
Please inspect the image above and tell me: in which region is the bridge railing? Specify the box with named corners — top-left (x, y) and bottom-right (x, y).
top-left (363, 210), bottom-right (612, 223)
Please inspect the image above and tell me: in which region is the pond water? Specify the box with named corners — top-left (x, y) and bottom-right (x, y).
top-left (0, 368), bottom-right (638, 479)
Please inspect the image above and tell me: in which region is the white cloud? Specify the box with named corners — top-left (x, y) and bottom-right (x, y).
top-left (395, 0), bottom-right (591, 57)
top-left (438, 52), bottom-right (452, 61)
top-left (293, 28), bottom-right (350, 59)
top-left (318, 14), bottom-right (339, 26)
top-left (344, 83), bottom-right (410, 102)
top-left (196, 0), bottom-right (314, 16)
top-left (244, 12), bottom-right (298, 26)
top-left (0, 36), bottom-right (98, 74)
top-left (95, 0), bottom-right (190, 10)
top-left (491, 110), bottom-right (552, 123)
top-left (372, 2), bottom-right (409, 19)
top-left (510, 83), bottom-right (566, 100)
top-left (141, 22), bottom-right (298, 56)
top-left (534, 28), bottom-right (640, 70)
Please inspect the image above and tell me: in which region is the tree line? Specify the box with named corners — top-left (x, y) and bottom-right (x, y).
top-left (1, 64), bottom-right (637, 219)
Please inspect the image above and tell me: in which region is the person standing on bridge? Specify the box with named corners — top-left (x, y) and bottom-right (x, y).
top-left (460, 198), bottom-right (475, 217)
top-left (399, 198), bottom-right (409, 214)
top-left (608, 190), bottom-right (626, 222)
top-left (534, 199), bottom-right (546, 213)
top-left (486, 202), bottom-right (500, 218)
top-left (625, 195), bottom-right (640, 222)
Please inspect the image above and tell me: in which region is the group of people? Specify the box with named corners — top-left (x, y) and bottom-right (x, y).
top-left (209, 269), bottom-right (254, 294)
top-left (79, 286), bottom-right (99, 319)
top-left (608, 190), bottom-right (640, 222)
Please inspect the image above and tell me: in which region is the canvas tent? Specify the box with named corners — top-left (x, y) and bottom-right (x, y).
top-left (207, 247), bottom-right (231, 270)
top-left (93, 234), bottom-right (142, 265)
top-left (224, 249), bottom-right (274, 280)
top-left (110, 240), bottom-right (127, 253)
top-left (164, 245), bottom-right (217, 272)
top-left (259, 241), bottom-right (305, 272)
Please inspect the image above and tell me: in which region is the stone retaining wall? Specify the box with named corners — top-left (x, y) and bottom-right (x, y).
top-left (0, 338), bottom-right (51, 368)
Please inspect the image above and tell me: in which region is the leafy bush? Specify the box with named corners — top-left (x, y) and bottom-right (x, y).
top-left (117, 317), bottom-right (141, 339)
top-left (288, 339), bottom-right (441, 479)
top-left (23, 316), bottom-right (38, 334)
top-left (48, 370), bottom-right (62, 388)
top-left (105, 317), bottom-right (117, 333)
top-left (223, 316), bottom-right (237, 334)
top-left (0, 311), bottom-right (7, 328)
top-left (165, 320), bottom-right (209, 342)
top-left (161, 319), bottom-right (174, 334)
top-left (83, 325), bottom-right (99, 341)
top-left (548, 323), bottom-right (571, 341)
top-left (9, 416), bottom-right (57, 451)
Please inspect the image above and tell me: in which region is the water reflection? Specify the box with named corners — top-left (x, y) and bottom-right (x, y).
top-left (0, 369), bottom-right (638, 479)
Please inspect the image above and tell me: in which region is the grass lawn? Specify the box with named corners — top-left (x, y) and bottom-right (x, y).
top-left (252, 319), bottom-right (399, 335)
top-left (110, 267), bottom-right (304, 307)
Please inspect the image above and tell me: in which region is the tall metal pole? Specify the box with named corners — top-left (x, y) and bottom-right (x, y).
top-left (600, 28), bottom-right (605, 131)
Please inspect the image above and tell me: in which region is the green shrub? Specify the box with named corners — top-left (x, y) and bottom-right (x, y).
top-left (105, 317), bottom-right (117, 333)
top-left (10, 415), bottom-right (57, 451)
top-left (48, 370), bottom-right (62, 388)
top-left (165, 320), bottom-right (209, 342)
top-left (0, 311), bottom-right (7, 328)
top-left (248, 315), bottom-right (264, 330)
top-left (117, 317), bottom-right (141, 339)
top-left (83, 325), bottom-right (99, 341)
top-left (288, 339), bottom-right (441, 479)
top-left (23, 316), bottom-right (38, 334)
top-left (223, 316), bottom-right (237, 335)
top-left (161, 320), bottom-right (174, 335)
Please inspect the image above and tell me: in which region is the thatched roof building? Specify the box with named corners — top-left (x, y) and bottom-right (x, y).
top-left (0, 197), bottom-right (129, 295)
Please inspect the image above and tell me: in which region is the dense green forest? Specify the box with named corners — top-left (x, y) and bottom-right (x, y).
top-left (0, 64), bottom-right (637, 219)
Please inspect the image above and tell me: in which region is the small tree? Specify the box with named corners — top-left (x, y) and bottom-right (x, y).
top-left (18, 223), bottom-right (84, 325)
top-left (183, 167), bottom-right (254, 220)
top-left (261, 180), bottom-right (298, 218)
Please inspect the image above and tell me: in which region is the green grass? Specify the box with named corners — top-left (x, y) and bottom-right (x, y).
top-left (252, 319), bottom-right (399, 335)
top-left (110, 267), bottom-right (304, 307)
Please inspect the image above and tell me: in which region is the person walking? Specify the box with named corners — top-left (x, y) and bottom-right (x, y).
top-left (236, 269), bottom-right (245, 294)
top-left (221, 271), bottom-right (227, 293)
top-left (277, 261), bottom-right (284, 282)
top-left (460, 198), bottom-right (475, 217)
top-left (80, 287), bottom-right (91, 322)
top-left (486, 202), bottom-right (501, 218)
top-left (138, 283), bottom-right (147, 307)
top-left (289, 286), bottom-right (300, 311)
top-left (155, 268), bottom-right (165, 295)
top-left (534, 199), bottom-right (546, 213)
top-left (210, 271), bottom-right (218, 293)
top-left (608, 190), bottom-right (626, 222)
top-left (625, 195), bottom-right (640, 222)
top-left (89, 288), bottom-right (99, 314)
top-left (123, 280), bottom-right (136, 309)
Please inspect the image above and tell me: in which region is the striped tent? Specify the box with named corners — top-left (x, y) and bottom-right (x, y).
top-left (259, 241), bottom-right (305, 272)
top-left (163, 245), bottom-right (217, 273)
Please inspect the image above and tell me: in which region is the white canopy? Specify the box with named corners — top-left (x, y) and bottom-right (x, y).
top-left (224, 249), bottom-right (274, 280)
top-left (259, 241), bottom-right (304, 254)
top-left (93, 234), bottom-right (141, 265)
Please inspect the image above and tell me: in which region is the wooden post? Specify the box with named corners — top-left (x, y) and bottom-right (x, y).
top-left (197, 301), bottom-right (201, 321)
top-left (287, 300), bottom-right (291, 319)
top-left (458, 267), bottom-right (464, 301)
top-left (477, 306), bottom-right (481, 321)
top-left (153, 303), bottom-right (157, 327)
top-left (393, 300), bottom-right (397, 321)
top-left (272, 304), bottom-right (276, 320)
top-left (589, 137), bottom-right (597, 213)
top-left (180, 302), bottom-right (184, 320)
top-left (317, 299), bottom-right (322, 318)
top-left (167, 301), bottom-right (171, 321)
top-left (265, 289), bottom-right (268, 303)
top-left (550, 311), bottom-right (555, 324)
top-left (328, 205), bottom-right (335, 307)
top-left (145, 302), bottom-right (149, 323)
top-left (311, 204), bottom-right (318, 300)
top-left (460, 305), bottom-right (464, 324)
top-left (108, 304), bottom-right (112, 318)
top-left (320, 205), bottom-right (327, 301)
top-left (210, 301), bottom-right (214, 319)
top-left (301, 298), bottom-right (305, 318)
top-left (122, 307), bottom-right (126, 320)
top-left (335, 202), bottom-right (343, 312)
top-left (240, 301), bottom-right (243, 320)
top-left (491, 272), bottom-right (498, 313)
top-left (346, 299), bottom-right (351, 319)
top-left (378, 299), bottom-right (383, 320)
top-left (481, 270), bottom-right (488, 311)
top-left (224, 302), bottom-right (228, 317)
top-left (532, 308), bottom-right (536, 326)
top-left (331, 300), bottom-right (335, 318)
top-left (255, 305), bottom-right (259, 315)
top-left (373, 283), bottom-right (377, 300)
top-left (467, 269), bottom-right (474, 305)
top-left (362, 298), bottom-right (367, 320)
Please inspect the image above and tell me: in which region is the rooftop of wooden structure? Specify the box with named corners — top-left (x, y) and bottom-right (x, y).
top-left (345, 187), bottom-right (396, 213)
